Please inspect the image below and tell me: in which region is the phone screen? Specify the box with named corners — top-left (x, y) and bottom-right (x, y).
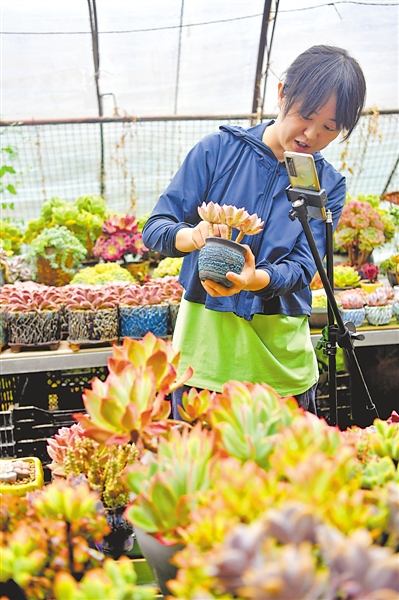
top-left (284, 152), bottom-right (320, 191)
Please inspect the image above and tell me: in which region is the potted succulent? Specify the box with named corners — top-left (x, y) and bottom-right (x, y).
top-left (46, 423), bottom-right (139, 558)
top-left (63, 285), bottom-right (120, 350)
top-left (119, 282), bottom-right (170, 339)
top-left (1, 282), bottom-right (62, 350)
top-left (24, 195), bottom-right (107, 261)
top-left (155, 275), bottom-right (184, 334)
top-left (0, 457), bottom-right (44, 496)
top-left (94, 214), bottom-right (149, 281)
top-left (358, 262), bottom-right (382, 293)
top-left (379, 254), bottom-right (399, 288)
top-left (197, 202), bottom-right (264, 287)
top-left (337, 289), bottom-right (366, 327)
top-left (26, 225), bottom-right (87, 286)
top-left (0, 220), bottom-right (24, 255)
top-left (364, 286), bottom-right (394, 326)
top-left (333, 264), bottom-right (361, 290)
top-left (151, 257), bottom-right (184, 279)
top-left (333, 198), bottom-right (389, 267)
top-left (70, 262), bottom-right (135, 286)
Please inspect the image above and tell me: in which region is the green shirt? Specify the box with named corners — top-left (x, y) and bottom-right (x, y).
top-left (173, 298), bottom-right (318, 396)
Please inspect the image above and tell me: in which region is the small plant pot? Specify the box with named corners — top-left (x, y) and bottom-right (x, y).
top-left (365, 305), bottom-right (393, 326)
top-left (67, 308), bottom-right (119, 344)
top-left (339, 307), bottom-right (366, 328)
top-left (0, 457), bottom-right (44, 496)
top-left (387, 269), bottom-right (399, 288)
top-left (359, 280), bottom-right (382, 294)
top-left (168, 302), bottom-right (180, 334)
top-left (133, 527), bottom-right (184, 597)
top-left (198, 237), bottom-right (246, 288)
top-left (97, 505), bottom-right (135, 560)
top-left (309, 307), bottom-right (328, 329)
top-left (6, 310), bottom-right (60, 346)
top-left (36, 252), bottom-right (74, 287)
top-left (120, 304), bottom-right (169, 339)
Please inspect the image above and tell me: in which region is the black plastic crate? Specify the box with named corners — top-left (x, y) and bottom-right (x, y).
top-left (0, 410), bottom-right (16, 458)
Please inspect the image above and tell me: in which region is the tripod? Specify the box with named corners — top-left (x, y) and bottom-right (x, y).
top-left (286, 186), bottom-right (379, 426)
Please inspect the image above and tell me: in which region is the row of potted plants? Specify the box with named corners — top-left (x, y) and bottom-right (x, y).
top-left (0, 278), bottom-right (183, 351)
top-left (0, 332), bottom-right (398, 598)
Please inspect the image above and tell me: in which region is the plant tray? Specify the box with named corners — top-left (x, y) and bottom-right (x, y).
top-left (67, 337), bottom-right (119, 352)
top-left (8, 340), bottom-right (61, 353)
top-left (0, 456), bottom-right (44, 496)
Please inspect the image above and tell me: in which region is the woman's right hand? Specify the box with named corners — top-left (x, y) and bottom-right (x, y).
top-left (175, 222), bottom-right (228, 252)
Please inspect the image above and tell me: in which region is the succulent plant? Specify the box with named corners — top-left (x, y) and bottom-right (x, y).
top-left (52, 557), bottom-right (156, 600)
top-left (337, 289), bottom-right (366, 309)
top-left (310, 271), bottom-right (324, 290)
top-left (119, 282), bottom-right (167, 306)
top-left (359, 262), bottom-right (379, 282)
top-left (47, 423), bottom-right (139, 509)
top-left (156, 276), bottom-right (184, 303)
top-left (94, 214), bottom-right (147, 262)
top-left (73, 333), bottom-right (193, 450)
top-left (333, 264), bottom-right (361, 288)
top-left (0, 220), bottom-right (24, 254)
top-left (71, 262), bottom-right (134, 285)
top-left (63, 285), bottom-right (120, 312)
top-left (3, 254), bottom-right (32, 283)
top-left (0, 282), bottom-right (63, 313)
top-left (152, 257), bottom-right (183, 278)
top-left (197, 202), bottom-right (264, 242)
top-left (379, 254), bottom-right (399, 274)
top-left (26, 225), bottom-right (87, 275)
top-left (365, 286), bottom-right (392, 306)
top-left (334, 198), bottom-right (386, 267)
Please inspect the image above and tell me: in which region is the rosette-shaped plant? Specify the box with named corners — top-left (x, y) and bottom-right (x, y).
top-left (333, 265), bottom-right (361, 289)
top-left (63, 285), bottom-right (119, 312)
top-left (0, 282), bottom-right (63, 313)
top-left (359, 262), bottom-right (379, 282)
top-left (70, 263), bottom-right (134, 285)
top-left (197, 202), bottom-right (264, 242)
top-left (365, 286), bottom-right (392, 307)
top-left (338, 290), bottom-right (366, 310)
top-left (119, 282), bottom-right (167, 307)
top-left (94, 214), bottom-right (147, 262)
top-left (73, 333), bottom-right (193, 450)
top-left (334, 199), bottom-right (386, 266)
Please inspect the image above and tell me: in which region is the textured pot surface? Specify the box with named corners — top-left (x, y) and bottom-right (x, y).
top-left (134, 527), bottom-right (183, 597)
top-left (198, 237), bottom-right (246, 288)
top-left (365, 305), bottom-right (393, 326)
top-left (67, 308), bottom-right (119, 341)
top-left (339, 307), bottom-right (366, 328)
top-left (6, 310), bottom-right (60, 344)
top-left (120, 304), bottom-right (169, 338)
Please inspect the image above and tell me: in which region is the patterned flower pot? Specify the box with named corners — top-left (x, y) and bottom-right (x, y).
top-left (198, 237), bottom-right (246, 288)
top-left (0, 309), bottom-right (6, 351)
top-left (365, 305), bottom-right (393, 326)
top-left (120, 304), bottom-right (169, 339)
top-left (133, 527), bottom-right (183, 597)
top-left (6, 310), bottom-right (60, 349)
top-left (36, 252), bottom-right (74, 287)
top-left (339, 307), bottom-right (366, 328)
top-left (67, 308), bottom-right (119, 345)
top-left (168, 302), bottom-right (180, 334)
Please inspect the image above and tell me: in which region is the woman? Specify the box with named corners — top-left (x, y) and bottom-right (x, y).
top-left (142, 45), bottom-right (367, 416)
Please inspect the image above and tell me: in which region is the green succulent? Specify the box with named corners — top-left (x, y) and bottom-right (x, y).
top-left (379, 254), bottom-right (399, 274)
top-left (26, 225), bottom-right (87, 274)
top-left (71, 262), bottom-right (134, 285)
top-left (152, 256), bottom-right (183, 278)
top-left (333, 264), bottom-right (361, 288)
top-left (0, 220), bottom-right (24, 254)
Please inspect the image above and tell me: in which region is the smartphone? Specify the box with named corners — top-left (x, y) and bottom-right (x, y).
top-left (283, 151), bottom-right (327, 220)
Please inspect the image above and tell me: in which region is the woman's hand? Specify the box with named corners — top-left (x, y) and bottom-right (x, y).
top-left (175, 222), bottom-right (228, 253)
top-left (201, 244), bottom-right (270, 297)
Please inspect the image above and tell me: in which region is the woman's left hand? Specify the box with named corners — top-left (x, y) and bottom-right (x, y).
top-left (201, 244), bottom-right (270, 297)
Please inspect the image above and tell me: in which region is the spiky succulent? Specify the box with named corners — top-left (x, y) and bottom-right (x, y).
top-left (119, 282), bottom-right (167, 306)
top-left (63, 285), bottom-right (119, 311)
top-left (0, 282), bottom-right (63, 313)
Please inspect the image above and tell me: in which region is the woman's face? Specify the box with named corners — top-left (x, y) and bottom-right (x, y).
top-left (266, 84), bottom-right (342, 160)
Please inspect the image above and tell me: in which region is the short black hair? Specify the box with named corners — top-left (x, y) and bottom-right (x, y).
top-left (281, 45), bottom-right (366, 140)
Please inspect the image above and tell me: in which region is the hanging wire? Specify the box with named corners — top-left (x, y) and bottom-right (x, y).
top-left (174, 0), bottom-right (185, 115)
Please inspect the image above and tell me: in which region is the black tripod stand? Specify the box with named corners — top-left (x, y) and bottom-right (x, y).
top-left (286, 186), bottom-right (379, 426)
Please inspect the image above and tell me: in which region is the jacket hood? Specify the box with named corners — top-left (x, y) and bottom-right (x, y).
top-left (220, 123), bottom-right (324, 163)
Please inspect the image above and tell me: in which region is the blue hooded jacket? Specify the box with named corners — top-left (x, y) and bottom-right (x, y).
top-left (142, 122), bottom-right (346, 321)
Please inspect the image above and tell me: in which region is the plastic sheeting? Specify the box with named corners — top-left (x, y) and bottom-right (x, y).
top-left (2, 0), bottom-right (398, 121)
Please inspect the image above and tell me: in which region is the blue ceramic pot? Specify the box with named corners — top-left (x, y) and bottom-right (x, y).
top-left (198, 237), bottom-right (246, 288)
top-left (339, 307), bottom-right (366, 328)
top-left (392, 301), bottom-right (399, 323)
top-left (365, 305), bottom-right (392, 326)
top-left (120, 304), bottom-right (169, 338)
